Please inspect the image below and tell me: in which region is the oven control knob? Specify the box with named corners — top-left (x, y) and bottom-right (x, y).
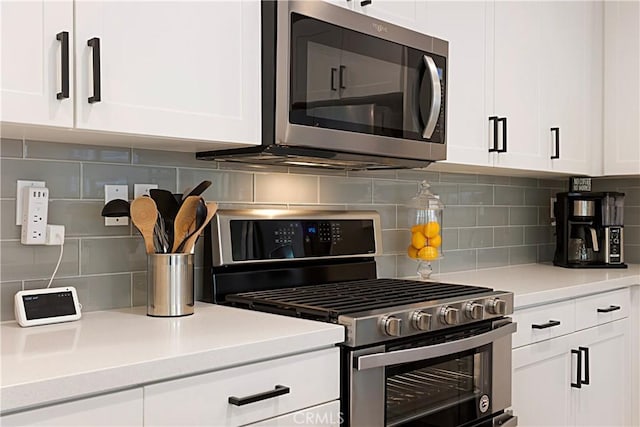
top-left (411, 310), bottom-right (432, 331)
top-left (487, 298), bottom-right (507, 315)
top-left (439, 306), bottom-right (459, 325)
top-left (381, 315), bottom-right (402, 337)
top-left (465, 302), bottom-right (484, 320)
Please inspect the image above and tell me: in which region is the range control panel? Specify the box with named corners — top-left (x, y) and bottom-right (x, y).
top-left (230, 219), bottom-right (375, 261)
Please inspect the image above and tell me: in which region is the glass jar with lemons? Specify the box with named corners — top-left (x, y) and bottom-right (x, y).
top-left (407, 181), bottom-right (444, 279)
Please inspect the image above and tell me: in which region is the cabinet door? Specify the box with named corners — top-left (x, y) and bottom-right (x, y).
top-left (74, 1), bottom-right (260, 145)
top-left (541, 1), bottom-right (602, 175)
top-left (1, 389), bottom-right (143, 426)
top-left (604, 1), bottom-right (640, 175)
top-left (421, 1), bottom-right (493, 167)
top-left (0, 0), bottom-right (74, 127)
top-left (512, 333), bottom-right (574, 426)
top-left (573, 319), bottom-right (630, 426)
top-left (492, 1), bottom-right (547, 171)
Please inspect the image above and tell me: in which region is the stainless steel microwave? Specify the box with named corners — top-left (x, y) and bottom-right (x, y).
top-left (197, 1), bottom-right (448, 170)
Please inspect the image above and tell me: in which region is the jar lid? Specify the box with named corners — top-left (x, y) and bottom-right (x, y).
top-left (408, 181), bottom-right (444, 210)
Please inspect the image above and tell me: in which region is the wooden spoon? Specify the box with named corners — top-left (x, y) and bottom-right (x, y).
top-left (172, 196), bottom-right (201, 252)
top-left (178, 202), bottom-right (218, 254)
top-left (130, 197), bottom-right (158, 254)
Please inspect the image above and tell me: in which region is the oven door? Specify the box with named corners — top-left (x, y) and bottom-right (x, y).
top-left (347, 319), bottom-right (516, 427)
top-left (276, 1), bottom-right (447, 162)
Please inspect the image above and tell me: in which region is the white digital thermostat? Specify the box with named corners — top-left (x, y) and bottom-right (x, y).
top-left (14, 287), bottom-right (82, 327)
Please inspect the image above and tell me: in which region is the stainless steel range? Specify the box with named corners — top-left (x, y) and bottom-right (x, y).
top-left (202, 210), bottom-right (518, 427)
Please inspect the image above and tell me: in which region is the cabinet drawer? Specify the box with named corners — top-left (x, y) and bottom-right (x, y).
top-left (249, 401), bottom-right (341, 426)
top-left (512, 300), bottom-right (575, 348)
top-left (575, 288), bottom-right (630, 331)
top-left (144, 347), bottom-right (339, 426)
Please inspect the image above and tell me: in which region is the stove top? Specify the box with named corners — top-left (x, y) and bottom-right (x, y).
top-left (225, 279), bottom-right (490, 322)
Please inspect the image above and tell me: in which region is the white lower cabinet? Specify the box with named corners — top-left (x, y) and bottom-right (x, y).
top-left (143, 347), bottom-right (340, 426)
top-left (1, 389), bottom-right (143, 426)
top-left (512, 288), bottom-right (631, 426)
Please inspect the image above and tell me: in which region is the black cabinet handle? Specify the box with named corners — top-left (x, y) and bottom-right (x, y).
top-left (488, 116), bottom-right (499, 152)
top-left (361, 0), bottom-right (372, 6)
top-left (87, 37), bottom-right (101, 103)
top-left (571, 349), bottom-right (582, 388)
top-left (550, 127), bottom-right (560, 159)
top-left (498, 117), bottom-right (507, 152)
top-left (532, 320), bottom-right (561, 329)
top-left (597, 305), bottom-right (621, 313)
top-left (228, 385), bottom-right (290, 406)
top-left (579, 346), bottom-right (590, 385)
top-left (56, 31), bottom-right (70, 100)
top-left (330, 67), bottom-right (338, 91)
top-left (339, 65), bottom-right (347, 89)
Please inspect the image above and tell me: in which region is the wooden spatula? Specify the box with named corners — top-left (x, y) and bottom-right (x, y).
top-left (178, 202), bottom-right (218, 254)
top-left (130, 197), bottom-right (158, 254)
top-left (172, 196), bottom-right (201, 252)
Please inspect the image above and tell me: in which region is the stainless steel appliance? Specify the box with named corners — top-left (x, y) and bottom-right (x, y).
top-left (196, 2), bottom-right (448, 170)
top-left (202, 210), bottom-right (517, 426)
top-left (554, 192), bottom-right (627, 268)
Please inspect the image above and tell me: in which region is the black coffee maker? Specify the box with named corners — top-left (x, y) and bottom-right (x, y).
top-left (554, 191), bottom-right (627, 268)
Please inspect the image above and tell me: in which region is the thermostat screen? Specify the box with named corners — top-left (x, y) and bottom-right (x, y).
top-left (22, 292), bottom-right (76, 320)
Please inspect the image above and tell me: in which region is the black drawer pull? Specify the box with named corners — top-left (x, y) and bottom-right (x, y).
top-left (550, 127), bottom-right (560, 159)
top-left (56, 31), bottom-right (70, 100)
top-left (579, 346), bottom-right (590, 385)
top-left (597, 305), bottom-right (621, 313)
top-left (87, 37), bottom-right (101, 103)
top-left (532, 320), bottom-right (561, 329)
top-left (361, 0), bottom-right (372, 6)
top-left (497, 117), bottom-right (507, 153)
top-left (228, 385), bottom-right (290, 406)
top-left (488, 116), bottom-right (499, 152)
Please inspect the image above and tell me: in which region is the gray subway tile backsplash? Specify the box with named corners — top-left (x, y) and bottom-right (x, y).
top-left (3, 141), bottom-right (636, 321)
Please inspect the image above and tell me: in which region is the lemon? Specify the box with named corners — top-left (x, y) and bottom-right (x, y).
top-left (407, 245), bottom-right (418, 259)
top-left (424, 221), bottom-right (440, 238)
top-left (428, 234), bottom-right (442, 248)
top-left (410, 224), bottom-right (424, 234)
top-left (417, 246), bottom-right (438, 261)
top-left (411, 231), bottom-right (427, 249)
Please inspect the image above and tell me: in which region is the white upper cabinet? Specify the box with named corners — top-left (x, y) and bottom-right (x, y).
top-left (74, 0), bottom-right (261, 144)
top-left (604, 1), bottom-right (640, 176)
top-left (491, 1), bottom-right (547, 171)
top-left (0, 0), bottom-right (74, 128)
top-left (352, 1), bottom-right (419, 31)
top-left (541, 1), bottom-right (603, 176)
top-left (421, 1), bottom-right (493, 167)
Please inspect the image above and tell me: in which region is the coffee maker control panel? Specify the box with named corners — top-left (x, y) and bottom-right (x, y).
top-left (606, 227), bottom-right (623, 264)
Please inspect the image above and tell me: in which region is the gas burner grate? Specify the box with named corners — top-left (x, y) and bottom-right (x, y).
top-left (225, 279), bottom-right (491, 322)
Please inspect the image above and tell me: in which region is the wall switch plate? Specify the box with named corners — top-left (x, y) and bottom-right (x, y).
top-left (16, 180), bottom-right (46, 225)
top-left (134, 183), bottom-right (158, 198)
top-left (104, 185), bottom-right (129, 226)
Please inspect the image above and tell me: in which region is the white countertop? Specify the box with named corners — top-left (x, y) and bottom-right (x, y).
top-left (0, 303), bottom-right (344, 414)
top-left (433, 263), bottom-right (640, 308)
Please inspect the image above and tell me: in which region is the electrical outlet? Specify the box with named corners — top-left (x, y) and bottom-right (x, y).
top-left (104, 184), bottom-right (129, 226)
top-left (134, 183), bottom-right (158, 198)
top-left (20, 186), bottom-right (49, 244)
top-left (16, 180), bottom-right (46, 225)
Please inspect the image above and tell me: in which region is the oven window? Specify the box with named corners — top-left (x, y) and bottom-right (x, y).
top-left (289, 12), bottom-right (446, 143)
top-left (385, 345), bottom-right (492, 427)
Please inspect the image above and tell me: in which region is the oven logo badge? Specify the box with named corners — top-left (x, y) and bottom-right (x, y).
top-left (372, 22), bottom-right (388, 33)
top-left (479, 395), bottom-right (490, 413)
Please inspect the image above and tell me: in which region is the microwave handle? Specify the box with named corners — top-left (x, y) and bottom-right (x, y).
top-left (421, 55), bottom-right (442, 139)
top-left (356, 321), bottom-right (517, 370)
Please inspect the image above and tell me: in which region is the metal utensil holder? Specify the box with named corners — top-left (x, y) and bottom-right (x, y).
top-left (147, 253), bottom-right (194, 317)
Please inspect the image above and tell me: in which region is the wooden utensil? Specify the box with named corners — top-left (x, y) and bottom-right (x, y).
top-left (130, 197), bottom-right (158, 254)
top-left (172, 196), bottom-right (201, 252)
top-left (178, 202), bottom-right (218, 254)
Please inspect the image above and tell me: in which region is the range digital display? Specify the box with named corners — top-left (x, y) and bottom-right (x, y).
top-left (23, 292), bottom-right (76, 320)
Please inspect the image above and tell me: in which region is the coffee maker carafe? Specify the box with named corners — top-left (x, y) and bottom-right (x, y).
top-left (554, 192), bottom-right (627, 268)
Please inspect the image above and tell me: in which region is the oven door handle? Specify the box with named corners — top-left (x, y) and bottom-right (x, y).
top-left (420, 55), bottom-right (442, 139)
top-left (355, 321), bottom-right (517, 371)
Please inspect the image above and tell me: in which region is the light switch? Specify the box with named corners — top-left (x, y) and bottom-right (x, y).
top-left (104, 184), bottom-right (129, 226)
